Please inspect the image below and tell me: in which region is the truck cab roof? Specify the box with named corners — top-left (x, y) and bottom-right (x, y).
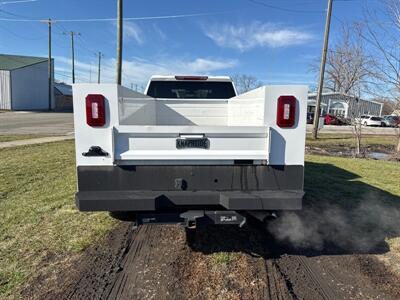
top-left (149, 75), bottom-right (233, 82)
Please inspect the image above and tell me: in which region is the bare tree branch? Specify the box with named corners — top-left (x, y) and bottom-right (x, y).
top-left (362, 0), bottom-right (400, 151)
top-left (311, 24), bottom-right (379, 98)
top-left (231, 74), bottom-right (263, 94)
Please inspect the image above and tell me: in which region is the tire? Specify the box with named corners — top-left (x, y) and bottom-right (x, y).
top-left (381, 123), bottom-right (386, 127)
top-left (364, 121), bottom-right (368, 126)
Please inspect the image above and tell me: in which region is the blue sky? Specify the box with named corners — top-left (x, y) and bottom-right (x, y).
top-left (0, 0), bottom-right (384, 89)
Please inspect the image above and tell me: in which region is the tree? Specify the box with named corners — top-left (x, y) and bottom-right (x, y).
top-left (374, 98), bottom-right (396, 115)
top-left (362, 0), bottom-right (400, 152)
top-left (314, 24), bottom-right (378, 156)
top-left (231, 74), bottom-right (263, 95)
top-left (315, 24), bottom-right (377, 96)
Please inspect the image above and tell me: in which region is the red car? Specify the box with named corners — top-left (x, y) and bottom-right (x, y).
top-left (324, 114), bottom-right (349, 125)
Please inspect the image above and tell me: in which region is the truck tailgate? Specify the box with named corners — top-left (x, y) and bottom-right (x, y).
top-left (113, 125), bottom-right (269, 163)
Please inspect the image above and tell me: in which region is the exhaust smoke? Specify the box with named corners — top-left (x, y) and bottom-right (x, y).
top-left (267, 197), bottom-right (400, 252)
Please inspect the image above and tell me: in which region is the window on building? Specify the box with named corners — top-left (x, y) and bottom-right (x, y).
top-left (328, 101), bottom-right (347, 117)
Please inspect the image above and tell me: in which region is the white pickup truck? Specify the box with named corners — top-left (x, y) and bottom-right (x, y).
top-left (73, 75), bottom-right (308, 226)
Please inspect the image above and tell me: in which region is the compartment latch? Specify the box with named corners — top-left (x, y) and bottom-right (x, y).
top-left (82, 146), bottom-right (109, 157)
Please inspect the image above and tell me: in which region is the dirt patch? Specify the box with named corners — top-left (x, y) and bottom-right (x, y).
top-left (176, 224), bottom-right (400, 300)
top-left (28, 224), bottom-right (190, 300)
top-left (173, 226), bottom-right (273, 300)
top-left (357, 255), bottom-right (400, 298)
top-left (104, 225), bottom-right (187, 300)
top-left (378, 237), bottom-right (400, 277)
top-left (23, 222), bottom-right (400, 300)
top-left (21, 223), bottom-right (133, 300)
top-left (276, 253), bottom-right (400, 300)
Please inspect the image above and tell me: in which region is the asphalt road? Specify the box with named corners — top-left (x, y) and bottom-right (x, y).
top-left (0, 112), bottom-right (74, 135)
top-left (0, 111), bottom-right (397, 136)
top-left (307, 124), bottom-right (398, 135)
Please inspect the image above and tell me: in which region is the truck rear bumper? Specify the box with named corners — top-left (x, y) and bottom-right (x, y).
top-left (76, 164), bottom-right (304, 212)
top-left (76, 189), bottom-right (304, 211)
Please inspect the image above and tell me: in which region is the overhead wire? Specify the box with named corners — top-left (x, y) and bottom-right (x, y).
top-left (0, 0), bottom-right (370, 84)
top-left (0, 0), bottom-right (38, 4)
top-left (75, 34), bottom-right (98, 56)
top-left (0, 0), bottom-right (376, 23)
top-left (0, 21), bottom-right (46, 39)
top-left (0, 10), bottom-right (234, 22)
top-left (246, 0), bottom-right (325, 14)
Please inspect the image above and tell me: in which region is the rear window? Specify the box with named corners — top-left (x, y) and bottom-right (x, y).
top-left (146, 81), bottom-right (236, 99)
top-left (371, 117), bottom-right (382, 121)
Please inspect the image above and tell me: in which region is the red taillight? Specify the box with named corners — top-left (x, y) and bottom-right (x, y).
top-left (86, 94), bottom-right (105, 127)
top-left (277, 95), bottom-right (296, 128)
top-left (175, 75), bottom-right (208, 80)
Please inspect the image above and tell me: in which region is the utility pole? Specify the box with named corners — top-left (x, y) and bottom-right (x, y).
top-left (41, 18), bottom-right (55, 111)
top-left (97, 52), bottom-right (103, 84)
top-left (63, 31), bottom-right (80, 84)
top-left (312, 0), bottom-right (333, 139)
top-left (116, 0), bottom-right (123, 85)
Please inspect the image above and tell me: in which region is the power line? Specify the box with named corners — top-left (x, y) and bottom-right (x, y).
top-left (0, 0), bottom-right (38, 4)
top-left (247, 0), bottom-right (325, 14)
top-left (55, 71), bottom-right (89, 82)
top-left (53, 21), bottom-right (104, 84)
top-left (0, 22), bottom-right (46, 39)
top-left (0, 6), bottom-right (39, 19)
top-left (52, 23), bottom-right (79, 52)
top-left (0, 6), bottom-right (49, 35)
top-left (76, 34), bottom-right (97, 55)
top-left (58, 23), bottom-right (107, 56)
top-left (0, 10), bottom-right (233, 22)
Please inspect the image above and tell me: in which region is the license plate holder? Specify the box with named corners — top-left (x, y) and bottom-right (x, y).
top-left (176, 136), bottom-right (210, 149)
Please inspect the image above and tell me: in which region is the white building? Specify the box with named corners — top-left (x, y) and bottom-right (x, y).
top-left (307, 92), bottom-right (383, 118)
top-left (0, 54), bottom-right (54, 110)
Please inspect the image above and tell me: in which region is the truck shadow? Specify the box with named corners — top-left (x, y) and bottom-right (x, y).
top-left (188, 161), bottom-right (400, 258)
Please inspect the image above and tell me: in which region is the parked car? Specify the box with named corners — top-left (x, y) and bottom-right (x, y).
top-left (354, 115), bottom-right (371, 123)
top-left (360, 116), bottom-right (384, 127)
top-left (382, 115), bottom-right (400, 127)
top-left (324, 114), bottom-right (349, 125)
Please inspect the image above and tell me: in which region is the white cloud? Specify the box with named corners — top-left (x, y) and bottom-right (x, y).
top-left (204, 22), bottom-right (314, 51)
top-left (54, 55), bottom-right (238, 86)
top-left (124, 21), bottom-right (144, 45)
top-left (185, 58), bottom-right (237, 73)
top-left (152, 24), bottom-right (167, 40)
top-left (109, 22), bottom-right (166, 45)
